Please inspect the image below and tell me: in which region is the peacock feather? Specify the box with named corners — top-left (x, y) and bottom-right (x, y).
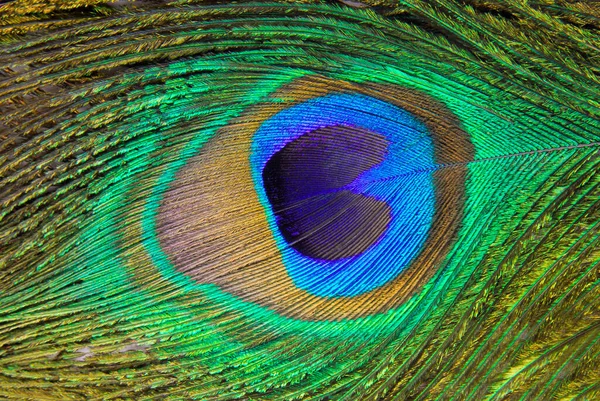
top-left (1, 0), bottom-right (599, 399)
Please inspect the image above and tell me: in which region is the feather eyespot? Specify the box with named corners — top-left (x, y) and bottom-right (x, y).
top-left (156, 76), bottom-right (474, 320)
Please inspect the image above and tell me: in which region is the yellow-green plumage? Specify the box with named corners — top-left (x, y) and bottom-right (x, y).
top-left (0, 0), bottom-right (599, 400)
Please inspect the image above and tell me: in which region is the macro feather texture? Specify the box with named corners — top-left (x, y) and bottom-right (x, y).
top-left (0, 0), bottom-right (599, 400)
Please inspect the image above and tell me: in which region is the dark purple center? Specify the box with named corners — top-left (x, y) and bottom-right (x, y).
top-left (262, 125), bottom-right (392, 261)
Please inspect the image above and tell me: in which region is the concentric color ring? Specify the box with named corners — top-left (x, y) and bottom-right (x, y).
top-left (156, 75), bottom-right (474, 320)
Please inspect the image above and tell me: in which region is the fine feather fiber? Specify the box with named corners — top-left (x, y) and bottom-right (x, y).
top-left (0, 0), bottom-right (599, 400)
